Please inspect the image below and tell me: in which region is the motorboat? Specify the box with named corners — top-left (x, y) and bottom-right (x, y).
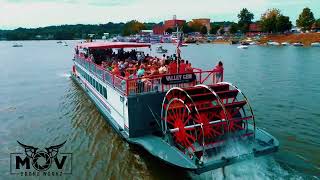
top-left (12, 43), bottom-right (23, 47)
top-left (267, 41), bottom-right (280, 46)
top-left (311, 42), bottom-right (320, 47)
top-left (281, 42), bottom-right (290, 46)
top-left (237, 45), bottom-right (248, 49)
top-left (238, 45), bottom-right (248, 49)
top-left (240, 42), bottom-right (250, 46)
top-left (156, 45), bottom-right (168, 53)
top-left (292, 42), bottom-right (304, 47)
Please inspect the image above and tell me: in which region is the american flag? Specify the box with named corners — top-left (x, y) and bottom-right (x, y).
top-left (176, 33), bottom-right (183, 58)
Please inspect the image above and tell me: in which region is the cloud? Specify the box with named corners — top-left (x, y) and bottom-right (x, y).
top-left (0, 0), bottom-right (319, 29)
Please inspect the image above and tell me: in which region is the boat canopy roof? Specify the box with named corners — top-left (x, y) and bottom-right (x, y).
top-left (77, 42), bottom-right (151, 49)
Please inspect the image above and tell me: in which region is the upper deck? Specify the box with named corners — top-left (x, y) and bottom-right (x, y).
top-left (73, 42), bottom-right (223, 96)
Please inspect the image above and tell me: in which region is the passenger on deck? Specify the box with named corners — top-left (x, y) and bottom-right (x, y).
top-left (161, 54), bottom-right (166, 60)
top-left (112, 65), bottom-right (120, 76)
top-left (214, 61), bottom-right (224, 83)
top-left (179, 60), bottom-right (187, 73)
top-left (185, 60), bottom-right (193, 73)
top-left (159, 64), bottom-right (168, 74)
top-left (137, 65), bottom-right (145, 77)
top-left (169, 61), bottom-right (177, 74)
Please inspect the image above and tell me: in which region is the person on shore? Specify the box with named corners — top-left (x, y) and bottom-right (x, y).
top-left (213, 61), bottom-right (224, 83)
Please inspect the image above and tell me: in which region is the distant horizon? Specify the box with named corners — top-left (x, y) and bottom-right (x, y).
top-left (0, 0), bottom-right (319, 30)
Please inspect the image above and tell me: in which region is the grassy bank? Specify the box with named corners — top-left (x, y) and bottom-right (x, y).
top-left (259, 33), bottom-right (320, 46)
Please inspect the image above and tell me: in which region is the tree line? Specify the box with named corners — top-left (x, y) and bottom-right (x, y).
top-left (236, 7), bottom-right (319, 34)
top-left (0, 7), bottom-right (319, 40)
top-left (0, 21), bottom-right (155, 40)
top-left (176, 7), bottom-right (319, 35)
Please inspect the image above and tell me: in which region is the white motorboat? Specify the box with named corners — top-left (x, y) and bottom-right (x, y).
top-left (292, 42), bottom-right (304, 46)
top-left (311, 42), bottom-right (320, 47)
top-left (281, 42), bottom-right (290, 46)
top-left (267, 41), bottom-right (280, 46)
top-left (12, 43), bottom-right (23, 47)
top-left (237, 45), bottom-right (248, 49)
top-left (155, 45), bottom-right (168, 53)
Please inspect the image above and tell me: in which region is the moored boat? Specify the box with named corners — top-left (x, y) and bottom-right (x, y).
top-left (292, 42), bottom-right (304, 46)
top-left (71, 42), bottom-right (278, 174)
top-left (181, 43), bottom-right (188, 47)
top-left (237, 45), bottom-right (248, 49)
top-left (281, 42), bottom-right (290, 46)
top-left (311, 42), bottom-right (320, 47)
top-left (267, 41), bottom-right (280, 46)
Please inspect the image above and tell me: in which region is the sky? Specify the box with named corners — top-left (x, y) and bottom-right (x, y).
top-left (0, 0), bottom-right (319, 29)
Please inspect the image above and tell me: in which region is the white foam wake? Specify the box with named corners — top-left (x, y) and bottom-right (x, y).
top-left (190, 140), bottom-right (302, 180)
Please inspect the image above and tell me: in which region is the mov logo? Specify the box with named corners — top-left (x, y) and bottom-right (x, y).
top-left (10, 141), bottom-right (72, 176)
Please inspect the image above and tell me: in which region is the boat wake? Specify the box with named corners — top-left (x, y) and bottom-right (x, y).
top-left (191, 140), bottom-right (302, 180)
top-left (57, 72), bottom-right (71, 78)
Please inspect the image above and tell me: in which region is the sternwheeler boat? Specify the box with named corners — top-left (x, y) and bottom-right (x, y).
top-left (71, 42), bottom-right (278, 174)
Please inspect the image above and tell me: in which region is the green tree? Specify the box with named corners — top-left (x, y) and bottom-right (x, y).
top-left (260, 9), bottom-right (280, 33)
top-left (260, 9), bottom-right (292, 33)
top-left (276, 15), bottom-right (292, 33)
top-left (190, 21), bottom-right (202, 32)
top-left (200, 26), bottom-right (208, 35)
top-left (181, 23), bottom-right (194, 34)
top-left (229, 24), bottom-right (238, 34)
top-left (296, 7), bottom-right (315, 31)
top-left (122, 20), bottom-right (146, 36)
top-left (218, 27), bottom-right (225, 35)
top-left (237, 8), bottom-right (254, 33)
top-left (210, 24), bottom-right (220, 34)
top-left (165, 28), bottom-right (174, 34)
top-left (314, 19), bottom-right (320, 28)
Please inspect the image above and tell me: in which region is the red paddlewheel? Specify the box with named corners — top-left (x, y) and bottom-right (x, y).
top-left (164, 99), bottom-right (197, 151)
top-left (195, 113), bottom-right (222, 142)
top-left (219, 108), bottom-right (244, 132)
top-left (172, 119), bottom-right (196, 151)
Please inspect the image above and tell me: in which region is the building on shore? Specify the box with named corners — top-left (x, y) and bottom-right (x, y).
top-left (153, 15), bottom-right (186, 35)
top-left (189, 18), bottom-right (211, 33)
top-left (311, 24), bottom-right (320, 32)
top-left (246, 23), bottom-right (262, 36)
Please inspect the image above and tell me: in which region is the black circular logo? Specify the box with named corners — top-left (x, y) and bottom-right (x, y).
top-left (31, 151), bottom-right (52, 171)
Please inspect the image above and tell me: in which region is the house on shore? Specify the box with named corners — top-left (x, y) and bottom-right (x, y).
top-left (246, 23), bottom-right (262, 36)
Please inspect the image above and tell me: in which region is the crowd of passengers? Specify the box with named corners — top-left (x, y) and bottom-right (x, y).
top-left (79, 48), bottom-right (194, 79)
top-left (76, 48), bottom-right (224, 93)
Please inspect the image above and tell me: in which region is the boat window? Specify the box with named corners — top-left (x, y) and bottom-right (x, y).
top-left (103, 87), bottom-right (107, 99)
top-left (99, 84), bottom-right (102, 94)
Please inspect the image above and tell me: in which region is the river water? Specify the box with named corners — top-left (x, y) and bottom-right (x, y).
top-left (0, 40), bottom-right (319, 179)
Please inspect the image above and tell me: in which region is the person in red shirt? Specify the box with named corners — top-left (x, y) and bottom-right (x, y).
top-left (169, 61), bottom-right (177, 74)
top-left (179, 60), bottom-right (187, 73)
top-left (213, 61), bottom-right (224, 83)
top-left (185, 60), bottom-right (193, 73)
top-left (112, 66), bottom-right (120, 76)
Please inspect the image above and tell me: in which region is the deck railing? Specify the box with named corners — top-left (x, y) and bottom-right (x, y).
top-left (74, 55), bottom-right (223, 96)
